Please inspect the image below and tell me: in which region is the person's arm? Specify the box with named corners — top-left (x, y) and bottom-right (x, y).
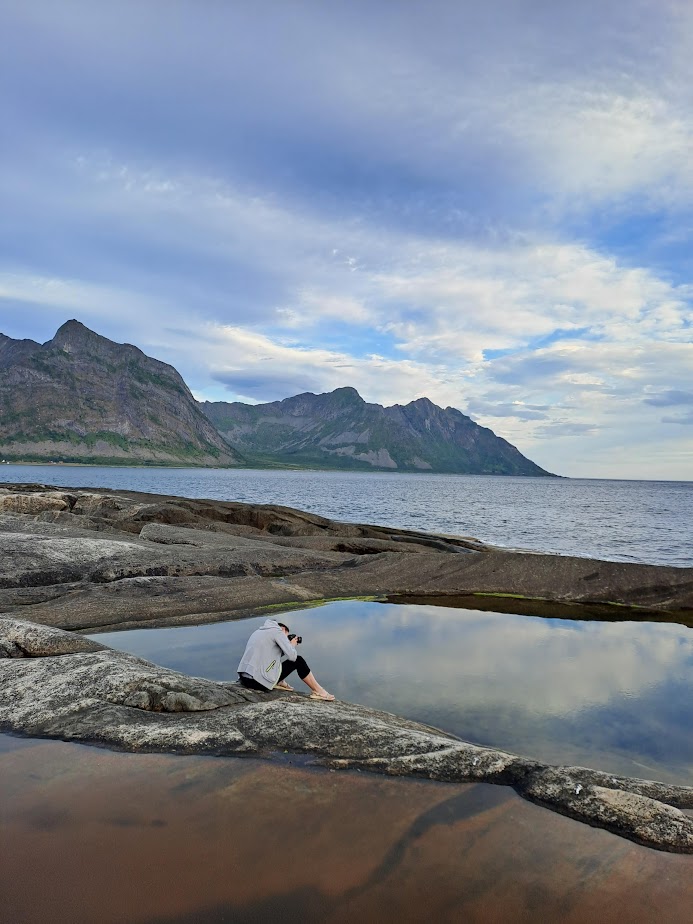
top-left (274, 629), bottom-right (298, 660)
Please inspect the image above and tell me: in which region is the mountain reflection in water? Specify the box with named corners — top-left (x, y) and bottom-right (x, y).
top-left (89, 599), bottom-right (693, 786)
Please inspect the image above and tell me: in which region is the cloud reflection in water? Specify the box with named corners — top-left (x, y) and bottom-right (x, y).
top-left (92, 600), bottom-right (693, 785)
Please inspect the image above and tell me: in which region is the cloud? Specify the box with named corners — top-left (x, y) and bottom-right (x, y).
top-left (509, 87), bottom-right (693, 214)
top-left (662, 410), bottom-right (693, 425)
top-left (0, 272), bottom-right (168, 322)
top-left (465, 399), bottom-right (549, 421)
top-left (304, 602), bottom-right (693, 719)
top-left (534, 422), bottom-right (599, 438)
top-left (2, 1), bottom-right (693, 477)
top-left (2, 153), bottom-right (691, 478)
top-left (210, 371), bottom-right (324, 404)
top-left (277, 289), bottom-right (371, 329)
top-left (371, 240), bottom-right (691, 367)
top-left (4, 1), bottom-right (692, 229)
top-left (20, 150), bottom-right (688, 363)
top-left (194, 324), bottom-right (451, 408)
top-left (644, 389), bottom-right (693, 407)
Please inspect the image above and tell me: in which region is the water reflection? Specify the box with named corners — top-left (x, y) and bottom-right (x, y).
top-left (89, 600), bottom-right (693, 785)
top-left (3, 735), bottom-right (692, 924)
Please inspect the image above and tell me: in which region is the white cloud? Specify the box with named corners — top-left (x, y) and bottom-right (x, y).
top-left (196, 323), bottom-right (450, 407)
top-left (279, 288), bottom-right (370, 327)
top-left (2, 151), bottom-right (691, 477)
top-left (506, 87), bottom-right (693, 210)
top-left (3, 0), bottom-right (693, 484)
top-left (0, 272), bottom-right (165, 321)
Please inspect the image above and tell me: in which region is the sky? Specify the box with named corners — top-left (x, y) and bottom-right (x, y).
top-left (1, 0), bottom-right (691, 479)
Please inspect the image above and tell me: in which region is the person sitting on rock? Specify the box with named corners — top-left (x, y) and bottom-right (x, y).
top-left (237, 618), bottom-right (335, 700)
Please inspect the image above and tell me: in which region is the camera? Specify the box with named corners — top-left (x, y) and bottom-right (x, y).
top-left (288, 633), bottom-right (302, 644)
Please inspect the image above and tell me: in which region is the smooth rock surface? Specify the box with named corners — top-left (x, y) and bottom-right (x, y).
top-left (0, 485), bottom-right (691, 633)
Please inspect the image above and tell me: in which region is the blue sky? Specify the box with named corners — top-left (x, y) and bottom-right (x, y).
top-left (1, 0), bottom-right (691, 479)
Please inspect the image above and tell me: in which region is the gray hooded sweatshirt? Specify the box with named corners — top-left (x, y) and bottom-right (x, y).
top-left (237, 618), bottom-right (298, 689)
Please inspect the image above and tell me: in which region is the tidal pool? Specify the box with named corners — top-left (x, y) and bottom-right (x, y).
top-left (4, 734), bottom-right (692, 923)
top-left (88, 599), bottom-right (693, 786)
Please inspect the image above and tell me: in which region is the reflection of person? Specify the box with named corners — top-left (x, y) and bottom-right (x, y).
top-left (237, 618), bottom-right (334, 700)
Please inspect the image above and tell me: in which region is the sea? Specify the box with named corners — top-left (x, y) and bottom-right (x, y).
top-left (1, 463), bottom-right (691, 567)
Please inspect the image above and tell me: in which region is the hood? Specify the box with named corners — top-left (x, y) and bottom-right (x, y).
top-left (260, 618), bottom-right (281, 630)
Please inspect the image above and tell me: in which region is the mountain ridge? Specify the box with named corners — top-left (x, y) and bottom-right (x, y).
top-left (0, 321), bottom-right (241, 466)
top-left (0, 320), bottom-right (553, 474)
top-left (200, 386), bottom-right (554, 475)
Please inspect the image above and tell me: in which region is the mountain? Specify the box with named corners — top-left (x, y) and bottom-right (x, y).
top-left (200, 387), bottom-right (553, 475)
top-left (0, 321), bottom-right (553, 474)
top-left (0, 321), bottom-right (241, 465)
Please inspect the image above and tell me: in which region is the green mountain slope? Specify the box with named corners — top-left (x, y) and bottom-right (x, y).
top-left (200, 387), bottom-right (553, 475)
top-left (0, 321), bottom-right (241, 466)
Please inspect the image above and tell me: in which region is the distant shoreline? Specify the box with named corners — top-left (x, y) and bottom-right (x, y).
top-left (2, 460), bottom-right (693, 483)
top-left (0, 459), bottom-right (564, 476)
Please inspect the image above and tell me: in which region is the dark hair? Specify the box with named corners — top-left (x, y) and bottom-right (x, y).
top-left (277, 622), bottom-right (289, 632)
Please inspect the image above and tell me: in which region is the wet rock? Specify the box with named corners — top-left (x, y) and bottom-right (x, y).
top-left (137, 521), bottom-right (295, 551)
top-left (519, 768), bottom-right (693, 853)
top-left (327, 742), bottom-right (536, 785)
top-left (71, 492), bottom-right (128, 517)
top-left (0, 620), bottom-right (244, 724)
top-left (1, 485), bottom-right (690, 625)
top-left (519, 764), bottom-right (693, 811)
top-left (0, 532), bottom-right (166, 588)
top-left (2, 484), bottom-right (692, 606)
top-left (0, 522), bottom-right (345, 590)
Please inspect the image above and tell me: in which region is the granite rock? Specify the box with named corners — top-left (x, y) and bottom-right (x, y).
top-left (0, 486), bottom-right (691, 632)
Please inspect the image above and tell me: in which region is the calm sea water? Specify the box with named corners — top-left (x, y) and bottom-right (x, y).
top-left (90, 600), bottom-right (693, 786)
top-left (2, 463), bottom-right (691, 566)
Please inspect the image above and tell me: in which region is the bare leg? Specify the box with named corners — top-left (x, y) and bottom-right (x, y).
top-left (302, 671), bottom-right (334, 700)
top-left (279, 655), bottom-right (334, 700)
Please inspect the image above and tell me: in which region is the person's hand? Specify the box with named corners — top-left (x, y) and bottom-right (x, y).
top-left (290, 636), bottom-right (299, 647)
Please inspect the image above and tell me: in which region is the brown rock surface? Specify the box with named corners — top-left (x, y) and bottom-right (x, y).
top-left (0, 484), bottom-right (690, 632)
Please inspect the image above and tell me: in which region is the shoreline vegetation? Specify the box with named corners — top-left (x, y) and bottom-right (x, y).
top-left (1, 456), bottom-right (561, 474)
top-left (1, 482), bottom-right (692, 853)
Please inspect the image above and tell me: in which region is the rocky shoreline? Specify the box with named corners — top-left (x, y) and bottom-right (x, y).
top-left (1, 483), bottom-right (692, 853)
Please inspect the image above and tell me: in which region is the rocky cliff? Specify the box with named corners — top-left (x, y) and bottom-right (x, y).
top-left (1, 319), bottom-right (551, 474)
top-left (201, 387), bottom-right (552, 475)
top-left (0, 321), bottom-right (241, 465)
